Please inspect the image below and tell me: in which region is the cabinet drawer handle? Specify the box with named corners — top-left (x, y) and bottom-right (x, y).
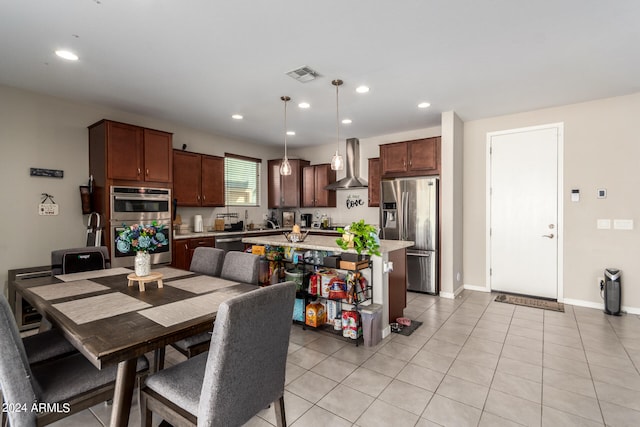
top-left (137, 168), bottom-right (141, 175)
top-left (197, 195), bottom-right (200, 201)
top-left (198, 241), bottom-right (207, 245)
top-left (146, 168), bottom-right (149, 176)
top-left (202, 195), bottom-right (206, 201)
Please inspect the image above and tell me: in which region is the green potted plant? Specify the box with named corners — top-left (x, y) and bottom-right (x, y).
top-left (336, 219), bottom-right (381, 256)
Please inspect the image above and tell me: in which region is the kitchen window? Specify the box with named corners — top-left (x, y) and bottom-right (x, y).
top-left (224, 153), bottom-right (261, 206)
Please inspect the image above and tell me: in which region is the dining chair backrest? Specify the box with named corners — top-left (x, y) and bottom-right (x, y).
top-left (220, 251), bottom-right (260, 284)
top-left (0, 295), bottom-right (40, 426)
top-left (197, 281), bottom-right (296, 426)
top-left (189, 247), bottom-right (225, 277)
top-left (50, 246), bottom-right (110, 275)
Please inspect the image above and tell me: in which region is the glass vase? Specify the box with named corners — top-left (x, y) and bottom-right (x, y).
top-left (134, 251), bottom-right (151, 277)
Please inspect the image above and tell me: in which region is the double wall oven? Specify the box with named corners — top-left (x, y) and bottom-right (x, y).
top-left (110, 186), bottom-right (172, 267)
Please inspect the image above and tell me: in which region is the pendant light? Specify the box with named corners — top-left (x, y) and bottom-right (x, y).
top-left (330, 79), bottom-right (344, 171)
top-left (279, 95), bottom-right (292, 176)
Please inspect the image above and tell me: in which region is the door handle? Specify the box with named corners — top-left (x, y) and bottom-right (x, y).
top-left (542, 234), bottom-right (554, 239)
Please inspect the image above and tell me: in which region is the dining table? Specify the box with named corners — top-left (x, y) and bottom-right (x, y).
top-left (13, 265), bottom-right (259, 427)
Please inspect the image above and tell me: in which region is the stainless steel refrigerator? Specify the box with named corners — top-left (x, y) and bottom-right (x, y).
top-left (380, 177), bottom-right (438, 294)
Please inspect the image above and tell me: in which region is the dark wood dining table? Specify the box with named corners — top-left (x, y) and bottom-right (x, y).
top-left (13, 266), bottom-right (259, 427)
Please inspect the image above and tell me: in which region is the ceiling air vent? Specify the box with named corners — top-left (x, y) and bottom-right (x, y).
top-left (286, 66), bottom-right (320, 83)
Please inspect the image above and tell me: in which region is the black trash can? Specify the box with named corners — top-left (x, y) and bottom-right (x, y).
top-left (603, 268), bottom-right (621, 316)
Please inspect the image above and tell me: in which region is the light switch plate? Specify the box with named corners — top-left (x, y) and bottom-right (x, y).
top-left (597, 219), bottom-right (611, 229)
top-left (613, 219), bottom-right (633, 230)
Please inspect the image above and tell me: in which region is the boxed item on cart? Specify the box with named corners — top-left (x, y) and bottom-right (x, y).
top-left (325, 300), bottom-right (341, 324)
top-left (305, 301), bottom-right (326, 327)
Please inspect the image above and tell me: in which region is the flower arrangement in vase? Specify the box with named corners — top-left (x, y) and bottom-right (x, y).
top-left (116, 221), bottom-right (167, 276)
top-left (335, 219), bottom-right (381, 256)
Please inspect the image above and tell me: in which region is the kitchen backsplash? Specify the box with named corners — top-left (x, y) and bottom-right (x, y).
top-left (175, 189), bottom-right (378, 231)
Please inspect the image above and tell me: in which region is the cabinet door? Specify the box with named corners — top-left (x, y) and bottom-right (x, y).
top-left (280, 159), bottom-right (303, 208)
top-left (143, 129), bottom-right (172, 182)
top-left (171, 239), bottom-right (190, 269)
top-left (107, 121), bottom-right (143, 181)
top-left (313, 164), bottom-right (336, 207)
top-left (201, 155), bottom-right (225, 207)
top-left (408, 137), bottom-right (439, 172)
top-left (302, 166), bottom-right (316, 207)
top-left (380, 142), bottom-right (408, 175)
top-left (267, 160), bottom-right (282, 208)
top-left (173, 151), bottom-right (201, 206)
top-left (368, 158), bottom-right (381, 207)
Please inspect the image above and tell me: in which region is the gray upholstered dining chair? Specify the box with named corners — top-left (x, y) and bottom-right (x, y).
top-left (141, 281), bottom-right (296, 427)
top-left (22, 328), bottom-right (77, 365)
top-left (0, 295), bottom-right (149, 427)
top-left (189, 247), bottom-right (225, 277)
top-left (159, 247), bottom-right (227, 365)
top-left (220, 251), bottom-right (260, 284)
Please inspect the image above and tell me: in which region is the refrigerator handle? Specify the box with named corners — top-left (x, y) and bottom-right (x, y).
top-left (399, 191), bottom-right (405, 240)
top-left (402, 190), bottom-right (409, 240)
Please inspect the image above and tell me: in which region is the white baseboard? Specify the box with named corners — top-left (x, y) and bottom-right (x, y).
top-left (464, 284), bottom-right (491, 293)
top-left (560, 298), bottom-right (640, 315)
top-left (381, 325), bottom-right (391, 339)
top-left (440, 286), bottom-right (465, 300)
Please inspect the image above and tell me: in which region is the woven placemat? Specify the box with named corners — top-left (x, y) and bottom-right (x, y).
top-left (495, 293), bottom-right (564, 312)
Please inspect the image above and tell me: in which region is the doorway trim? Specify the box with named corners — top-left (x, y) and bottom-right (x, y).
top-left (485, 123), bottom-right (564, 301)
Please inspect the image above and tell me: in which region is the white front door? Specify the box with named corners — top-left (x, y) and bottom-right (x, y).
top-left (488, 124), bottom-right (563, 299)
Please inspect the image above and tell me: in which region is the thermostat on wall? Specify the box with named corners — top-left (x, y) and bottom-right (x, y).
top-left (571, 189), bottom-right (580, 202)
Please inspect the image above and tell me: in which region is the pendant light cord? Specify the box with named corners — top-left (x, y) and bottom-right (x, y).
top-left (336, 82), bottom-right (340, 153)
top-left (284, 98), bottom-right (288, 158)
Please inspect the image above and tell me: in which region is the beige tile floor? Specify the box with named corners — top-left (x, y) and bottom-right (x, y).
top-left (50, 290), bottom-right (640, 426)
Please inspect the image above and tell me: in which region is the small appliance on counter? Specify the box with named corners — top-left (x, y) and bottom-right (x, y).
top-left (282, 211), bottom-right (295, 227)
top-left (193, 215), bottom-right (204, 232)
top-left (300, 213), bottom-right (313, 228)
top-left (320, 214), bottom-right (331, 229)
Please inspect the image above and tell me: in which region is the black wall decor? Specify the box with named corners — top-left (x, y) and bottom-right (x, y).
top-left (30, 168), bottom-right (64, 178)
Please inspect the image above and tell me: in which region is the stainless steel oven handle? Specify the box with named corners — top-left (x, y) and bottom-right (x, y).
top-left (113, 195), bottom-right (170, 202)
top-left (215, 237), bottom-right (243, 243)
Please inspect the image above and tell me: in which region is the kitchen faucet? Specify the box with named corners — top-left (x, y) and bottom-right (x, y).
top-left (266, 220), bottom-right (280, 229)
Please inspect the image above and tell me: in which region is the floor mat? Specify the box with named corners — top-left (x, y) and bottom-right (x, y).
top-left (495, 293), bottom-right (564, 312)
top-left (391, 320), bottom-right (423, 336)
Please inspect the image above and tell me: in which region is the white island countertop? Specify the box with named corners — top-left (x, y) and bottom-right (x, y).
top-left (242, 234), bottom-right (413, 254)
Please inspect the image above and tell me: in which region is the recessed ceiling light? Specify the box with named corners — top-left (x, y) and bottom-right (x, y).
top-left (298, 102), bottom-right (310, 109)
top-left (342, 119), bottom-right (352, 124)
top-left (55, 50), bottom-right (78, 61)
top-left (231, 114), bottom-right (243, 120)
top-left (356, 86), bottom-right (369, 93)
top-left (418, 102), bottom-right (431, 109)
top-left (286, 131), bottom-right (295, 136)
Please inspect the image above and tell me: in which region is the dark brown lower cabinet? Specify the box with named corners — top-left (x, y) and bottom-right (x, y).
top-left (171, 237), bottom-right (215, 270)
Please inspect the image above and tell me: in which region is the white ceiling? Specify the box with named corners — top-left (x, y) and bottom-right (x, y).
top-left (2, 1), bottom-right (639, 147)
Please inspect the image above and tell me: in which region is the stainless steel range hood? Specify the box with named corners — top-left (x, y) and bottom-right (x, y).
top-left (325, 137), bottom-right (368, 190)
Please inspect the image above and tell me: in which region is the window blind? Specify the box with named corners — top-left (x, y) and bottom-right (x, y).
top-left (224, 154), bottom-right (260, 206)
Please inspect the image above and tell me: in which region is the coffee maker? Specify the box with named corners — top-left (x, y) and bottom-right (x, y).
top-left (300, 214), bottom-right (313, 228)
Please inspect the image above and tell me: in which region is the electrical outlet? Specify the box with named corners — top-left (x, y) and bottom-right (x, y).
top-left (597, 277), bottom-right (604, 288)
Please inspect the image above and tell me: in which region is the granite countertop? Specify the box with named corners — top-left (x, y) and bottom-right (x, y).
top-left (173, 227), bottom-right (341, 240)
top-left (241, 234), bottom-right (413, 254)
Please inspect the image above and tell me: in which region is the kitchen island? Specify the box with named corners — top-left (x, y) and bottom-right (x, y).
top-left (242, 234), bottom-right (413, 338)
